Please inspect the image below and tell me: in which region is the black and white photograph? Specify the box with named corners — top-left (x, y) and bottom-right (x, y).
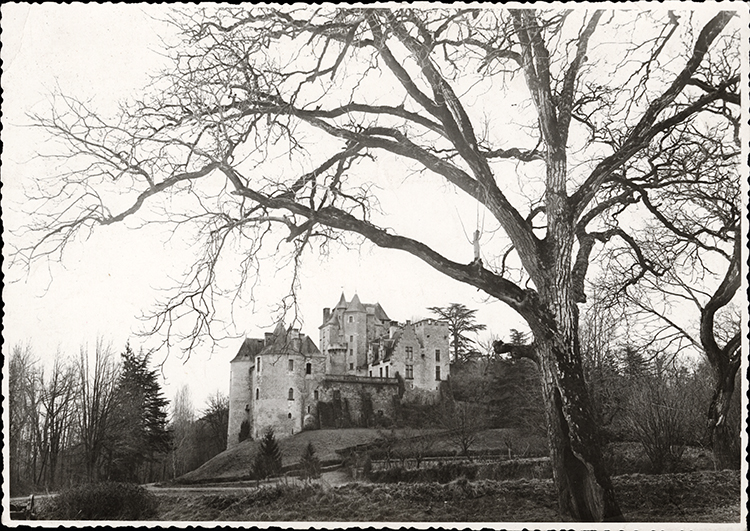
top-left (2, 2), bottom-right (747, 527)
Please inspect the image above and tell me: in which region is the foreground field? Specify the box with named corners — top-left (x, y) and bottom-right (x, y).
top-left (156, 470), bottom-right (740, 523)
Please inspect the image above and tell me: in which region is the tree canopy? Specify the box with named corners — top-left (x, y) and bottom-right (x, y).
top-left (14, 6), bottom-right (743, 521)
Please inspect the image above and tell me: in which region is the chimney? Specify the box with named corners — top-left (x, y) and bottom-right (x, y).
top-left (323, 308), bottom-right (331, 323)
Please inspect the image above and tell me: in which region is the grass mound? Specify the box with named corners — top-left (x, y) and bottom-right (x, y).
top-left (40, 482), bottom-right (159, 520)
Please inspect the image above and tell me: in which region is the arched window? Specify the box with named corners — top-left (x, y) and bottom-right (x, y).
top-left (288, 388), bottom-right (294, 400)
top-left (255, 388), bottom-right (259, 400)
top-left (288, 413), bottom-right (292, 419)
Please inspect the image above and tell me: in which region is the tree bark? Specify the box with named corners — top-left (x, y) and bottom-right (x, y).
top-left (524, 294), bottom-right (622, 521)
top-left (707, 367), bottom-right (740, 469)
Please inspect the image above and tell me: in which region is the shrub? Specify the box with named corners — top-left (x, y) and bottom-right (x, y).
top-left (41, 482), bottom-right (158, 520)
top-left (252, 428), bottom-right (282, 479)
top-left (626, 383), bottom-right (687, 473)
top-left (300, 442), bottom-right (321, 480)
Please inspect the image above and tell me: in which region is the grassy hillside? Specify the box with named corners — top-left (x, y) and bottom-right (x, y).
top-left (177, 429), bottom-right (387, 483)
top-left (176, 427), bottom-right (546, 484)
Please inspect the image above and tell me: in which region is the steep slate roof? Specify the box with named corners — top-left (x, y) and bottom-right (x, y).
top-left (364, 302), bottom-right (390, 321)
top-left (230, 337), bottom-right (265, 363)
top-left (346, 294), bottom-right (367, 313)
top-left (334, 292), bottom-right (348, 309)
top-left (231, 322), bottom-right (322, 362)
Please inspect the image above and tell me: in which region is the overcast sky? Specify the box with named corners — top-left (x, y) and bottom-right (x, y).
top-left (1, 4), bottom-right (531, 410)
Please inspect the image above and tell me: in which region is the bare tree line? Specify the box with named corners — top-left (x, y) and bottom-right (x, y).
top-left (7, 341), bottom-right (229, 496)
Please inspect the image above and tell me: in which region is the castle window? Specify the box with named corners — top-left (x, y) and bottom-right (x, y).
top-left (306, 363), bottom-right (312, 375)
top-left (435, 366), bottom-right (441, 381)
top-left (349, 335), bottom-right (353, 343)
top-left (314, 390), bottom-right (319, 400)
top-left (385, 366), bottom-right (389, 378)
top-left (256, 388), bottom-right (259, 400)
top-left (405, 364), bottom-right (413, 379)
top-left (288, 359), bottom-right (294, 371)
top-left (348, 316), bottom-right (353, 323)
top-left (349, 349), bottom-right (353, 357)
top-left (369, 370), bottom-right (372, 377)
top-left (349, 363), bottom-right (354, 370)
top-left (307, 405), bottom-right (311, 413)
top-left (256, 357), bottom-right (261, 372)
top-left (288, 388), bottom-right (294, 400)
top-left (379, 367), bottom-right (383, 378)
top-left (405, 346), bottom-right (413, 361)
top-left (435, 349), bottom-right (441, 362)
top-left (288, 413), bottom-right (292, 419)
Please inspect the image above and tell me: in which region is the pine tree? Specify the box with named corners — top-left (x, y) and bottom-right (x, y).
top-left (252, 428), bottom-right (282, 479)
top-left (300, 442), bottom-right (321, 481)
top-left (107, 344), bottom-right (172, 482)
top-left (428, 303), bottom-right (487, 363)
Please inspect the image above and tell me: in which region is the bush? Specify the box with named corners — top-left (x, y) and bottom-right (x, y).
top-left (300, 442), bottom-right (321, 480)
top-left (41, 482), bottom-right (159, 520)
top-left (626, 383), bottom-right (687, 473)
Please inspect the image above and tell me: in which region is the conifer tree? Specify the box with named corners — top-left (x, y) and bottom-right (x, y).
top-left (252, 428), bottom-right (282, 479)
top-left (107, 344), bottom-right (172, 482)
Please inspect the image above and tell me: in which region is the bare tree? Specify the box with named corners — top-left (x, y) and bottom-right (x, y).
top-left (16, 6), bottom-right (742, 520)
top-left (35, 354), bottom-right (78, 488)
top-left (76, 340), bottom-right (120, 482)
top-left (8, 344), bottom-right (37, 494)
top-left (170, 385), bottom-right (197, 478)
top-left (200, 391), bottom-right (230, 455)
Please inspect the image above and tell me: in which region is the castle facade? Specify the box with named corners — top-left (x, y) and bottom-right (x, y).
top-left (227, 294), bottom-right (450, 446)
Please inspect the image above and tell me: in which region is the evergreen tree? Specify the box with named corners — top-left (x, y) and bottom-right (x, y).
top-left (300, 442), bottom-right (321, 481)
top-left (428, 303), bottom-right (487, 363)
top-left (252, 428), bottom-right (282, 479)
top-left (107, 344), bottom-right (172, 482)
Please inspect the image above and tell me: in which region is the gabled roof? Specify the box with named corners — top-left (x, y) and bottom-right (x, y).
top-left (365, 302), bottom-right (390, 322)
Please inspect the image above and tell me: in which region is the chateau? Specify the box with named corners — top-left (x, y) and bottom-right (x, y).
top-left (227, 293), bottom-right (451, 446)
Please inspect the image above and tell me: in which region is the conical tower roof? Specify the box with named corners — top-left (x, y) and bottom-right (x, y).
top-left (346, 293), bottom-right (366, 312)
top-left (334, 292), bottom-right (348, 310)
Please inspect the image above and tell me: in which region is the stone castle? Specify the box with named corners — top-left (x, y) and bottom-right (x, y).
top-left (227, 293), bottom-right (450, 446)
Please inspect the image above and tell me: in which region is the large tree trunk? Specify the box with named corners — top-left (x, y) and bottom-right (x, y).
top-left (707, 367), bottom-right (740, 470)
top-left (532, 314), bottom-right (622, 521)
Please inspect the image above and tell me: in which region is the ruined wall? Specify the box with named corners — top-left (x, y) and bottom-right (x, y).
top-left (413, 319), bottom-right (451, 391)
top-left (317, 375), bottom-right (399, 428)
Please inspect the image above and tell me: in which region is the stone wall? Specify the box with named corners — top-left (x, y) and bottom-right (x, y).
top-left (227, 359), bottom-right (253, 448)
top-left (317, 375), bottom-right (400, 428)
